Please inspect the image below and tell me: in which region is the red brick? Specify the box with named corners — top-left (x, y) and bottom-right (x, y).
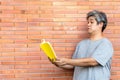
top-left (77, 6), bottom-right (89, 10)
top-left (28, 78), bottom-right (53, 80)
top-left (0, 14), bottom-right (14, 18)
top-left (14, 6), bottom-right (29, 10)
top-left (39, 9), bottom-right (53, 14)
top-left (77, 1), bottom-right (90, 6)
top-left (12, 0), bottom-right (27, 6)
top-left (0, 39), bottom-right (14, 43)
top-left (27, 52), bottom-right (41, 56)
top-left (0, 0), bottom-right (119, 80)
top-left (14, 31), bottom-right (28, 35)
top-left (2, 52), bottom-right (14, 57)
top-left (40, 22), bottom-right (55, 26)
top-left (2, 18), bottom-right (27, 23)
top-left (28, 18), bottom-right (53, 22)
top-left (28, 0), bottom-right (41, 5)
top-left (28, 35), bottom-right (53, 39)
top-left (0, 74), bottom-right (14, 78)
top-left (28, 26), bottom-right (53, 31)
top-left (40, 1), bottom-right (52, 6)
top-left (1, 35), bottom-right (27, 39)
top-left (40, 14), bottom-right (54, 18)
top-left (15, 14), bottom-right (28, 19)
top-left (41, 31), bottom-right (65, 35)
top-left (1, 48), bottom-right (14, 52)
top-left (15, 65), bottom-right (41, 69)
top-left (0, 65), bottom-right (14, 69)
top-left (53, 10), bottom-right (77, 14)
top-left (0, 57), bottom-right (14, 61)
top-left (1, 61), bottom-right (16, 65)
top-left (0, 6), bottom-right (14, 10)
top-left (2, 10), bottom-right (22, 14)
top-left (90, 6), bottom-right (114, 10)
top-left (53, 77), bottom-right (72, 80)
top-left (15, 22), bottom-right (28, 27)
top-left (28, 6), bottom-right (40, 10)
top-left (15, 48), bottom-right (40, 52)
top-left (14, 52), bottom-right (28, 56)
top-left (53, 2), bottom-right (77, 6)
top-left (0, 23), bottom-right (14, 27)
top-left (28, 22), bottom-right (40, 27)
top-left (28, 60), bottom-right (49, 65)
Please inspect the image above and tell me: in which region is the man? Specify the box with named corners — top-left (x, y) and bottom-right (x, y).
top-left (49, 10), bottom-right (114, 80)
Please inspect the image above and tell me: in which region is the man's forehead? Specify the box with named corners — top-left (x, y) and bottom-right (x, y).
top-left (88, 16), bottom-right (95, 20)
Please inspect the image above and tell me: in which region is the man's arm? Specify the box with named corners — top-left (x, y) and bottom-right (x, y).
top-left (58, 64), bottom-right (74, 69)
top-left (48, 57), bottom-right (74, 69)
top-left (54, 57), bottom-right (99, 67)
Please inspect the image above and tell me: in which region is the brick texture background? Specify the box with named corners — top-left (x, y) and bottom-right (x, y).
top-left (0, 0), bottom-right (120, 80)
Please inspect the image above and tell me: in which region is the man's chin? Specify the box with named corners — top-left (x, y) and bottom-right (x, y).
top-left (88, 30), bottom-right (92, 34)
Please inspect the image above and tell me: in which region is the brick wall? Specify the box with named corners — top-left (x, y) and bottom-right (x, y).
top-left (0, 0), bottom-right (120, 80)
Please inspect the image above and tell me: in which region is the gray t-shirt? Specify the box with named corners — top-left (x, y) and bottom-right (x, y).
top-left (72, 38), bottom-right (113, 80)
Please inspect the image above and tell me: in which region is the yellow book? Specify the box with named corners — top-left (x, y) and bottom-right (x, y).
top-left (40, 39), bottom-right (57, 61)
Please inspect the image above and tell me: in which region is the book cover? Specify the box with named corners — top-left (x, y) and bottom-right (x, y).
top-left (40, 39), bottom-right (57, 61)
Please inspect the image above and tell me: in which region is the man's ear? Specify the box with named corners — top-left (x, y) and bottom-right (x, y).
top-left (99, 22), bottom-right (103, 28)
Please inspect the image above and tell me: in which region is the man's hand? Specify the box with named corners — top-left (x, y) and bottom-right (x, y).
top-left (48, 57), bottom-right (74, 69)
top-left (48, 57), bottom-right (68, 67)
top-left (54, 58), bottom-right (67, 67)
top-left (48, 57), bottom-right (55, 64)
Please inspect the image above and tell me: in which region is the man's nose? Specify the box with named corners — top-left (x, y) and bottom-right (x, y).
top-left (87, 23), bottom-right (90, 26)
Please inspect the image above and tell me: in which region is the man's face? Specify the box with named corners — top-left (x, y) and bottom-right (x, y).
top-left (87, 16), bottom-right (101, 34)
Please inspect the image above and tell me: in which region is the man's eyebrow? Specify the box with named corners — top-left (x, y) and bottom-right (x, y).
top-left (89, 18), bottom-right (94, 21)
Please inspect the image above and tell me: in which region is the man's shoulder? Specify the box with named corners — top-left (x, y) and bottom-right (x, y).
top-left (101, 38), bottom-right (112, 44)
top-left (77, 38), bottom-right (89, 46)
top-left (78, 38), bottom-right (112, 45)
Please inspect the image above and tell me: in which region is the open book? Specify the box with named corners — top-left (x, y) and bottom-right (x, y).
top-left (40, 39), bottom-right (57, 61)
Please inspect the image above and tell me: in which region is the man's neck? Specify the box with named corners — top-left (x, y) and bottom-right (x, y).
top-left (89, 32), bottom-right (103, 41)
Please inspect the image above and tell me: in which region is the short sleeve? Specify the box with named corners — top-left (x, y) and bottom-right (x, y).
top-left (92, 41), bottom-right (113, 66)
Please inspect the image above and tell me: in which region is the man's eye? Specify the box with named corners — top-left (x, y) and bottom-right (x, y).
top-left (91, 22), bottom-right (93, 23)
